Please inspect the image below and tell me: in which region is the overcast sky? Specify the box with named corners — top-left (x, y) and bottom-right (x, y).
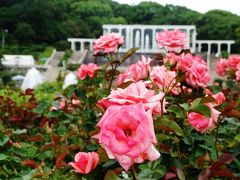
top-left (113, 0), bottom-right (240, 15)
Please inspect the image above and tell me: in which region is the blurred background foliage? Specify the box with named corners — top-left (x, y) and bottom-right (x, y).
top-left (0, 0), bottom-right (240, 53)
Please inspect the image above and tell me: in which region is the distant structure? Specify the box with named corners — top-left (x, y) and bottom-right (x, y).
top-left (68, 24), bottom-right (235, 66)
top-left (2, 55), bottom-right (35, 68)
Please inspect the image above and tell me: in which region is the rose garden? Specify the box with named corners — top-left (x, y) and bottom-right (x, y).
top-left (1, 29), bottom-right (240, 179)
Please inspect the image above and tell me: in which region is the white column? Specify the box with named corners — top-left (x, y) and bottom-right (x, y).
top-left (71, 41), bottom-right (76, 51)
top-left (90, 41), bottom-right (93, 51)
top-left (198, 43), bottom-right (201, 52)
top-left (207, 43), bottom-right (211, 68)
top-left (186, 29), bottom-right (190, 49)
top-left (192, 29), bottom-right (197, 53)
top-left (217, 43), bottom-right (221, 57)
top-left (227, 43), bottom-right (231, 54)
top-left (152, 28), bottom-right (155, 51)
top-left (129, 27), bottom-right (133, 49)
top-left (141, 28), bottom-right (144, 52)
top-left (82, 41), bottom-right (85, 51)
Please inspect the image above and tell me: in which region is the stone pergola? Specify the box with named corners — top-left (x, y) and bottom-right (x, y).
top-left (67, 24), bottom-right (235, 64)
top-left (196, 40), bottom-right (235, 67)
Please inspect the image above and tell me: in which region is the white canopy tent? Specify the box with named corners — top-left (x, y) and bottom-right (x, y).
top-left (21, 68), bottom-right (44, 90)
top-left (62, 72), bottom-right (78, 89)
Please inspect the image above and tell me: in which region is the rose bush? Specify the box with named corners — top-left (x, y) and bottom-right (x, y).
top-left (0, 31), bottom-right (240, 179)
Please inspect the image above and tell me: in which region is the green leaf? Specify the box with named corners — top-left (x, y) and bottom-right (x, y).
top-left (156, 117), bottom-right (184, 136)
top-left (177, 168), bottom-right (185, 180)
top-left (34, 101), bottom-right (49, 114)
top-left (119, 47), bottom-right (139, 63)
top-left (167, 105), bottom-right (184, 118)
top-left (234, 134), bottom-right (240, 142)
top-left (102, 160), bottom-right (117, 168)
top-left (0, 133), bottom-right (9, 146)
top-left (192, 104), bottom-right (211, 117)
top-left (12, 129), bottom-right (27, 135)
top-left (104, 170), bottom-right (120, 180)
top-left (192, 98), bottom-right (201, 107)
top-left (0, 153), bottom-right (8, 161)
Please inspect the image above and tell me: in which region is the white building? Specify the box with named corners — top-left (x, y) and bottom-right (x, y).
top-left (2, 55), bottom-right (35, 68)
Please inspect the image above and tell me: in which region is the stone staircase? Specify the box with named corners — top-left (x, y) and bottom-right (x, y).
top-left (68, 50), bottom-right (87, 65)
top-left (43, 51), bottom-right (64, 82)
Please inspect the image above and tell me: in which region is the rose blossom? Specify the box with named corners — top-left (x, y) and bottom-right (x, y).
top-left (93, 33), bottom-right (124, 54)
top-left (156, 29), bottom-right (186, 52)
top-left (228, 55), bottom-right (240, 70)
top-left (177, 53), bottom-right (206, 72)
top-left (215, 59), bottom-right (229, 77)
top-left (69, 152), bottom-right (99, 174)
top-left (77, 63), bottom-right (100, 80)
top-left (96, 103), bottom-right (160, 171)
top-left (117, 55), bottom-right (152, 85)
top-left (98, 81), bottom-right (166, 115)
top-left (150, 65), bottom-right (180, 95)
top-left (176, 53), bottom-right (211, 88)
top-left (186, 62), bottom-right (211, 88)
top-left (188, 103), bottom-right (221, 133)
top-left (212, 92), bottom-right (226, 106)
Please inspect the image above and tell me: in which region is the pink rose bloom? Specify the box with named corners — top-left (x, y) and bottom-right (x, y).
top-left (228, 55), bottom-right (240, 70)
top-left (163, 53), bottom-right (178, 66)
top-left (212, 92), bottom-right (226, 106)
top-left (177, 53), bottom-right (206, 72)
top-left (69, 152), bottom-right (99, 174)
top-left (117, 55), bottom-right (152, 85)
top-left (186, 63), bottom-right (211, 88)
top-left (98, 81), bottom-right (166, 115)
top-left (156, 29), bottom-right (186, 52)
top-left (77, 63), bottom-right (100, 80)
top-left (93, 33), bottom-right (124, 54)
top-left (176, 53), bottom-right (211, 88)
top-left (188, 103), bottom-right (221, 133)
top-left (96, 103), bottom-right (160, 171)
top-left (216, 59), bottom-right (229, 77)
top-left (150, 65), bottom-right (180, 95)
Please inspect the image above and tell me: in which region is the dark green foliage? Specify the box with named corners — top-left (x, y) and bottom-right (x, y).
top-left (0, 0), bottom-right (240, 52)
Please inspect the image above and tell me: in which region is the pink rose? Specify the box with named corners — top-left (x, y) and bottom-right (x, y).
top-left (98, 81), bottom-right (166, 115)
top-left (188, 112), bottom-right (215, 133)
top-left (96, 103), bottom-right (160, 171)
top-left (77, 63), bottom-right (100, 80)
top-left (156, 29), bottom-right (186, 52)
top-left (150, 65), bottom-right (180, 95)
top-left (186, 63), bottom-right (211, 88)
top-left (72, 99), bottom-right (81, 106)
top-left (176, 53), bottom-right (211, 88)
top-left (177, 53), bottom-right (206, 72)
top-left (216, 59), bottom-right (229, 77)
top-left (69, 152), bottom-right (99, 174)
top-left (188, 103), bottom-right (221, 133)
top-left (94, 33), bottom-right (124, 54)
top-left (228, 55), bottom-right (240, 70)
top-left (117, 55), bottom-right (152, 85)
top-left (212, 92), bottom-right (226, 106)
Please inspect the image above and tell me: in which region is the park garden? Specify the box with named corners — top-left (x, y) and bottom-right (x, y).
top-left (1, 0), bottom-right (240, 179)
top-left (0, 28), bottom-right (240, 179)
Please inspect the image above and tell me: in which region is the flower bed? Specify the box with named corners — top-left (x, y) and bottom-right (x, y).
top-left (0, 30), bottom-right (240, 179)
